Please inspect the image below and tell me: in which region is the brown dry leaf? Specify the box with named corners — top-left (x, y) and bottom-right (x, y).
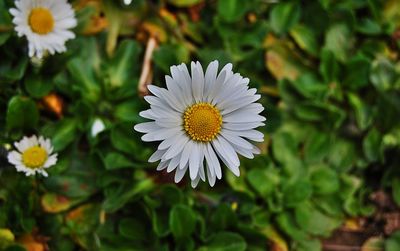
top-left (41, 193), bottom-right (73, 213)
top-left (265, 45), bottom-right (306, 81)
top-left (160, 8), bottom-right (178, 27)
top-left (83, 15), bottom-right (108, 35)
top-left (188, 2), bottom-right (205, 22)
top-left (260, 226), bottom-right (288, 251)
top-left (141, 22), bottom-right (168, 43)
top-left (41, 93), bottom-right (64, 118)
top-left (361, 236), bottom-right (384, 251)
top-left (17, 232), bottom-right (49, 251)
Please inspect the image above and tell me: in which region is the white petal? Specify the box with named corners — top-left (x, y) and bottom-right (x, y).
top-left (174, 163), bottom-right (188, 183)
top-left (221, 129), bottom-right (253, 150)
top-left (180, 140), bottom-right (194, 170)
top-left (204, 60), bottom-right (219, 98)
top-left (8, 151), bottom-right (22, 166)
top-left (207, 143), bottom-right (222, 179)
top-left (148, 149), bottom-right (166, 163)
top-left (134, 122), bottom-right (161, 133)
top-left (163, 135), bottom-right (189, 160)
top-left (191, 61), bottom-right (205, 103)
top-left (189, 142), bottom-right (201, 180)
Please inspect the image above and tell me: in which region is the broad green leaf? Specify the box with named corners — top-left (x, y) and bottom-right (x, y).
top-left (154, 44), bottom-right (190, 73)
top-left (323, 23), bottom-right (353, 62)
top-left (347, 93), bottom-right (373, 130)
top-left (118, 218), bottom-right (146, 241)
top-left (319, 49), bottom-right (340, 83)
top-left (167, 0), bottom-right (202, 7)
top-left (363, 128), bottom-right (382, 162)
top-left (217, 0), bottom-right (250, 23)
top-left (45, 119), bottom-right (78, 152)
top-left (310, 167), bottom-right (340, 195)
top-left (295, 202), bottom-right (342, 237)
top-left (270, 2), bottom-right (301, 34)
top-left (114, 101), bottom-right (142, 122)
top-left (24, 74), bottom-right (53, 98)
top-left (102, 179), bottom-right (154, 213)
top-left (6, 96), bottom-right (39, 131)
top-left (393, 178), bottom-right (400, 207)
top-left (104, 152), bottom-right (135, 170)
top-left (247, 168), bottom-right (280, 198)
top-left (276, 213), bottom-right (308, 241)
top-left (169, 205), bottom-right (196, 240)
top-left (199, 232), bottom-right (247, 251)
top-left (343, 56), bottom-right (371, 89)
top-left (67, 57), bottom-right (101, 102)
top-left (105, 40), bottom-right (141, 88)
top-left (283, 180), bottom-right (312, 206)
top-left (386, 231), bottom-right (400, 251)
top-left (290, 24), bottom-right (319, 56)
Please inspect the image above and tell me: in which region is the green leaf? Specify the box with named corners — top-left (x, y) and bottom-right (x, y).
top-left (247, 168), bottom-right (280, 198)
top-left (323, 23), bottom-right (353, 62)
top-left (0, 56), bottom-right (28, 82)
top-left (217, 0), bottom-right (250, 23)
top-left (310, 166), bottom-right (340, 195)
top-left (270, 2), bottom-right (301, 34)
top-left (276, 213), bottom-right (308, 241)
top-left (343, 56), bottom-right (371, 89)
top-left (303, 131), bottom-right (331, 164)
top-left (169, 205), bottom-right (196, 240)
top-left (0, 33), bottom-right (11, 46)
top-left (392, 178), bottom-right (400, 207)
top-left (290, 24), bottom-right (319, 56)
top-left (347, 93), bottom-right (373, 130)
top-left (6, 96), bottom-right (39, 131)
top-left (45, 119), bottom-right (78, 152)
top-left (154, 44), bottom-right (189, 73)
top-left (370, 57), bottom-right (397, 91)
top-left (114, 101), bottom-right (142, 122)
top-left (102, 179), bottom-right (154, 213)
top-left (211, 204), bottom-right (238, 231)
top-left (199, 232), bottom-right (247, 251)
top-left (118, 218), bottom-right (146, 241)
top-left (319, 49), bottom-right (340, 83)
top-left (105, 40), bottom-right (141, 88)
top-left (295, 202), bottom-right (342, 237)
top-left (67, 57), bottom-right (101, 102)
top-left (283, 180), bottom-right (312, 206)
top-left (386, 231), bottom-right (400, 251)
top-left (24, 74), bottom-right (53, 98)
top-left (167, 0), bottom-right (202, 7)
top-left (363, 128), bottom-right (382, 162)
top-left (104, 152), bottom-right (135, 170)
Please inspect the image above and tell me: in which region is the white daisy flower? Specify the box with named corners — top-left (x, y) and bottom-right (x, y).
top-left (9, 0), bottom-right (77, 58)
top-left (7, 135), bottom-right (58, 177)
top-left (134, 61), bottom-right (265, 188)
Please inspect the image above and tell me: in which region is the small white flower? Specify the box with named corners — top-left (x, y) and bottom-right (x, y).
top-left (9, 0), bottom-right (77, 58)
top-left (91, 118), bottom-right (106, 137)
top-left (7, 135), bottom-right (58, 177)
top-left (134, 61), bottom-right (265, 188)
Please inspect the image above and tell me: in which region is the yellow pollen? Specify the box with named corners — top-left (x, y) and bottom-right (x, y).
top-left (183, 103), bottom-right (222, 142)
top-left (29, 8), bottom-right (54, 35)
top-left (22, 146), bottom-right (48, 169)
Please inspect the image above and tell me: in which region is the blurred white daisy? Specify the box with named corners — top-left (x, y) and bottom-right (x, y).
top-left (8, 135), bottom-right (58, 177)
top-left (134, 61), bottom-right (265, 188)
top-left (9, 0), bottom-right (77, 58)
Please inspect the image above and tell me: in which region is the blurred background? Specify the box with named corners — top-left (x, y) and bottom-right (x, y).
top-left (1, 0), bottom-right (400, 250)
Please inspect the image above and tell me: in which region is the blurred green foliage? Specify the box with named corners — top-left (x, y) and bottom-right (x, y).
top-left (0, 0), bottom-right (400, 250)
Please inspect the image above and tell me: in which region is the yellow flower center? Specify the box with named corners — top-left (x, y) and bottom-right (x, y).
top-left (29, 8), bottom-right (54, 35)
top-left (22, 146), bottom-right (48, 169)
top-left (183, 103), bottom-right (222, 142)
